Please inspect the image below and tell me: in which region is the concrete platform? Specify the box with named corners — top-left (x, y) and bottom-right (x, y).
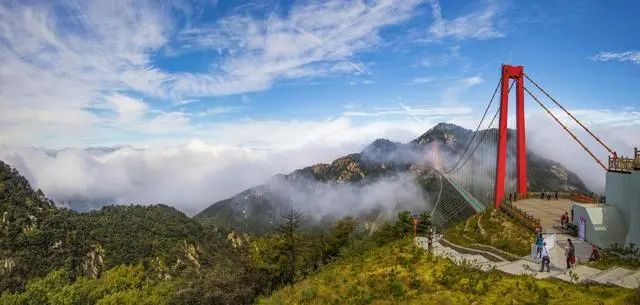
top-left (514, 199), bottom-right (576, 233)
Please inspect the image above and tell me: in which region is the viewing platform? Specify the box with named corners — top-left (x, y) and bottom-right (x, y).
top-left (608, 147), bottom-right (640, 172)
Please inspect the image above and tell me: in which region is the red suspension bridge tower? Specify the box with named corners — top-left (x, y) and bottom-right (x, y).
top-left (495, 65), bottom-right (527, 208)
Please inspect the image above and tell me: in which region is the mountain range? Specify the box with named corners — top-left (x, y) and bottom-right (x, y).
top-left (194, 123), bottom-right (591, 233)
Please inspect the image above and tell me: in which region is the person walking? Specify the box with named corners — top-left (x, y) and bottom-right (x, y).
top-left (540, 242), bottom-right (550, 272)
top-left (566, 238), bottom-right (576, 269)
top-left (535, 232), bottom-right (544, 259)
top-left (555, 192), bottom-right (558, 200)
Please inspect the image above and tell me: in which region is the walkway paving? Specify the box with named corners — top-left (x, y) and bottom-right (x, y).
top-left (415, 236), bottom-right (640, 289)
top-left (513, 198), bottom-right (574, 233)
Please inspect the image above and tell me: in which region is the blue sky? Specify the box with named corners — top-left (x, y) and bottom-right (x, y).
top-left (0, 0), bottom-right (639, 150)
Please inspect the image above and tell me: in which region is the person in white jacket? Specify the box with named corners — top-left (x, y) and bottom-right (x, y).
top-left (539, 242), bottom-right (550, 272)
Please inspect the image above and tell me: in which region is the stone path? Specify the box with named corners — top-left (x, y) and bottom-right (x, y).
top-left (415, 237), bottom-right (640, 289)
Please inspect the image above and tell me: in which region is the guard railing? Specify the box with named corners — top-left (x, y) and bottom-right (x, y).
top-left (608, 147), bottom-right (639, 172)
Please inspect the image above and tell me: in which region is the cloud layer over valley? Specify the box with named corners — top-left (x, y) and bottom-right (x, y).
top-left (1, 108), bottom-right (637, 215)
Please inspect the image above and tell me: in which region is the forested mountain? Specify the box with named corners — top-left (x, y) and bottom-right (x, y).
top-left (0, 161), bottom-right (262, 302)
top-left (195, 123), bottom-right (591, 233)
top-left (1, 160), bottom-right (426, 303)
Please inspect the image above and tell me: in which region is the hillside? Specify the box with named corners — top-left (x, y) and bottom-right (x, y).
top-left (0, 160), bottom-right (260, 301)
top-left (195, 122), bottom-right (591, 234)
top-left (0, 160), bottom-right (423, 304)
top-left (258, 238), bottom-right (635, 304)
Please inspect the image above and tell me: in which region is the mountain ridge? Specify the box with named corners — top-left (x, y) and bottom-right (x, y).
top-left (195, 122), bottom-right (591, 233)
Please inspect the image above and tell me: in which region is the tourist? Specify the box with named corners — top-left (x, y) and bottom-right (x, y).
top-left (509, 193), bottom-right (512, 203)
top-left (560, 213), bottom-right (566, 229)
top-left (555, 192), bottom-right (558, 200)
top-left (540, 242), bottom-right (550, 272)
top-left (540, 192), bottom-right (545, 200)
top-left (589, 246), bottom-right (600, 262)
top-left (566, 238), bottom-right (576, 269)
top-left (535, 232), bottom-right (544, 259)
top-left (571, 208), bottom-right (574, 223)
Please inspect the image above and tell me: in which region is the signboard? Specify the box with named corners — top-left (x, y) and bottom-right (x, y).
top-left (579, 217), bottom-right (586, 241)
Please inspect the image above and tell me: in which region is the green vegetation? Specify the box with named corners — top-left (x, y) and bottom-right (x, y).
top-left (2, 159), bottom-right (438, 304)
top-left (443, 208), bottom-right (533, 257)
top-left (589, 244), bottom-right (640, 271)
top-left (259, 238), bottom-right (634, 305)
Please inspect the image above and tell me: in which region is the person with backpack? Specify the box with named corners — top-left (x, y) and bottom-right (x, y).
top-left (535, 232), bottom-right (544, 259)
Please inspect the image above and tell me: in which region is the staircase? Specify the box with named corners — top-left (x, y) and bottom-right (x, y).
top-left (415, 237), bottom-right (640, 289)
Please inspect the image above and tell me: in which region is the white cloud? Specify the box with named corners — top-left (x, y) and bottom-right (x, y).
top-left (342, 105), bottom-right (473, 117)
top-left (175, 0), bottom-right (423, 97)
top-left (105, 94), bottom-right (149, 123)
top-left (426, 0), bottom-right (504, 41)
top-left (194, 106), bottom-right (241, 117)
top-left (440, 75), bottom-right (485, 104)
top-left (2, 107), bottom-right (638, 214)
top-left (525, 107), bottom-right (640, 194)
top-left (412, 77), bottom-right (434, 83)
top-left (590, 51), bottom-right (640, 65)
top-left (0, 0), bottom-right (425, 148)
top-left (419, 44), bottom-right (464, 68)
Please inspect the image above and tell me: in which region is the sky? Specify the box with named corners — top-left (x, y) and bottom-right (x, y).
top-left (0, 0), bottom-right (639, 214)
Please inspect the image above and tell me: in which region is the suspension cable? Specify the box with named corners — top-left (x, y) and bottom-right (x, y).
top-left (524, 73), bottom-right (615, 156)
top-left (523, 86), bottom-right (608, 171)
top-left (450, 80), bottom-right (515, 175)
top-left (444, 77), bottom-right (502, 174)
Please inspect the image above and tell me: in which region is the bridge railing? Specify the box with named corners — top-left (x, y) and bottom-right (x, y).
top-left (503, 191), bottom-right (601, 204)
top-left (499, 199), bottom-right (541, 232)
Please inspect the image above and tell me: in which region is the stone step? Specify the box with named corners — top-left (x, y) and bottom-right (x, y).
top-left (588, 267), bottom-right (636, 286)
top-left (554, 265), bottom-right (604, 283)
top-left (611, 269), bottom-right (640, 289)
top-left (497, 259), bottom-right (564, 278)
top-left (418, 237), bottom-right (638, 289)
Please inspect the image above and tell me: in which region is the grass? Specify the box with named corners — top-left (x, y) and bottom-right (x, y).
top-left (443, 208), bottom-right (534, 257)
top-left (588, 246), bottom-right (640, 271)
top-left (258, 238), bottom-right (635, 305)
top-left (589, 257), bottom-right (640, 271)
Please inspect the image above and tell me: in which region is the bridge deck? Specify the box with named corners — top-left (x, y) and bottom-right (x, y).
top-left (513, 199), bottom-right (575, 233)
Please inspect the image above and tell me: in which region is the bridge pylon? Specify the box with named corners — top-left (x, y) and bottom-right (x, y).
top-left (495, 64), bottom-right (527, 208)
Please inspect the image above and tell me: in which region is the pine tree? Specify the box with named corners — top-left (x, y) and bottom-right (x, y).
top-left (276, 208), bottom-right (302, 285)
